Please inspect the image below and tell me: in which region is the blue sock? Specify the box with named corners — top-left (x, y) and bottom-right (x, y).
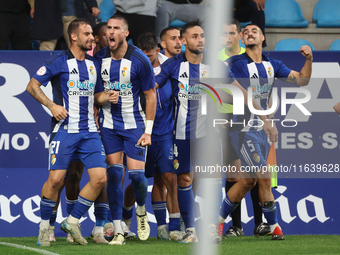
top-left (40, 197), bottom-right (56, 221)
top-left (95, 202), bottom-right (109, 227)
top-left (219, 193), bottom-right (238, 219)
top-left (152, 201), bottom-right (167, 227)
top-left (71, 195), bottom-right (94, 219)
top-left (107, 164), bottom-right (124, 220)
top-left (122, 205), bottom-right (133, 220)
top-left (129, 170), bottom-right (148, 207)
top-left (178, 184), bottom-right (195, 229)
top-left (169, 214), bottom-right (181, 231)
top-left (50, 210), bottom-right (57, 226)
top-left (106, 208), bottom-right (113, 223)
top-left (66, 198), bottom-right (77, 215)
top-left (262, 203), bottom-right (278, 225)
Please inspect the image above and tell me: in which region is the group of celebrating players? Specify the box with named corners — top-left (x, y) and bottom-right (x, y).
top-left (26, 13), bottom-right (313, 247)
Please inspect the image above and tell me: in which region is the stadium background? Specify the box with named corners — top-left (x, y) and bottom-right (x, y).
top-left (1, 50), bottom-right (340, 238)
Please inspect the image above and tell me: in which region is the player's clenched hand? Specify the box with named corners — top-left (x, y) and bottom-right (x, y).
top-left (300, 45), bottom-right (313, 60)
top-left (109, 90), bottom-right (119, 104)
top-left (137, 133), bottom-right (151, 147)
top-left (334, 102), bottom-right (340, 114)
top-left (50, 104), bottom-right (68, 121)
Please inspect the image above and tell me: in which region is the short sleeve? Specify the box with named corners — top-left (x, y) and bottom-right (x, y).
top-left (272, 59), bottom-right (291, 79)
top-left (33, 54), bottom-right (63, 86)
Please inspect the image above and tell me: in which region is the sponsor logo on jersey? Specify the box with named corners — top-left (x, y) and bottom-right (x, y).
top-left (179, 72), bottom-right (188, 78)
top-left (70, 68), bottom-right (78, 74)
top-left (249, 83), bottom-right (272, 94)
top-left (67, 80), bottom-right (95, 90)
top-left (104, 81), bottom-right (132, 90)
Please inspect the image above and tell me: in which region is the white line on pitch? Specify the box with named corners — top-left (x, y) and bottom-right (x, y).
top-left (0, 242), bottom-right (60, 255)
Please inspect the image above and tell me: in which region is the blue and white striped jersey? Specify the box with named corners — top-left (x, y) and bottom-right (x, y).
top-left (226, 53), bottom-right (291, 132)
top-left (33, 49), bottom-right (102, 133)
top-left (156, 54), bottom-right (234, 140)
top-left (95, 45), bottom-right (155, 130)
top-left (152, 53), bottom-right (173, 141)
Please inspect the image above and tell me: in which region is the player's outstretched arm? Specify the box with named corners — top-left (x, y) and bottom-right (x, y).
top-left (137, 87), bottom-right (156, 146)
top-left (286, 45), bottom-right (313, 86)
top-left (334, 102), bottom-right (340, 115)
top-left (26, 77), bottom-right (68, 121)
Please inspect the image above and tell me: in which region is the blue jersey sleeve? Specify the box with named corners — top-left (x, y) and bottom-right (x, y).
top-left (138, 59), bottom-right (155, 91)
top-left (33, 53), bottom-right (63, 86)
top-left (155, 58), bottom-right (173, 88)
top-left (272, 59), bottom-right (291, 78)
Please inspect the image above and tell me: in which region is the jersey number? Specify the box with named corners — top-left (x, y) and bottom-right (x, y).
top-left (246, 140), bottom-right (255, 152)
top-left (50, 141), bottom-right (60, 154)
top-left (173, 144), bottom-right (179, 157)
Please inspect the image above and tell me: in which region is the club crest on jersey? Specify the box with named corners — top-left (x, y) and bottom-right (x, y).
top-left (267, 67), bottom-right (273, 76)
top-left (89, 66), bottom-right (94, 75)
top-left (201, 70), bottom-right (208, 79)
top-left (51, 154), bottom-right (56, 165)
top-left (253, 153), bottom-right (260, 163)
top-left (122, 67), bottom-right (128, 77)
top-left (173, 159), bottom-right (179, 170)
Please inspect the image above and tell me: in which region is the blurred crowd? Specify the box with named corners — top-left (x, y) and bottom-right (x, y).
top-left (0, 0), bottom-right (266, 51)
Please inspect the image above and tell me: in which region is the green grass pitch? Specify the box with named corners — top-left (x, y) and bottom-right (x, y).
top-left (1, 235), bottom-right (340, 255)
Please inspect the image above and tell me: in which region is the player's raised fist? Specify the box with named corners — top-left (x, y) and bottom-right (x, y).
top-left (300, 45), bottom-right (313, 60)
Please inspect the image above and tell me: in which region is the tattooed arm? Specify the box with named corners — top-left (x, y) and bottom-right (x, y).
top-left (286, 45), bottom-right (313, 86)
top-left (26, 77), bottom-right (68, 121)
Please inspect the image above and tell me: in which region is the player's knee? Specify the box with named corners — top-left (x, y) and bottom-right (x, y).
top-left (243, 178), bottom-right (257, 189)
top-left (48, 175), bottom-right (65, 190)
top-left (177, 173), bottom-right (192, 187)
top-left (107, 164), bottom-right (123, 184)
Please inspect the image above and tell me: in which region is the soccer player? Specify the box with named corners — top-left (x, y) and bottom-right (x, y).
top-left (139, 32), bottom-right (183, 240)
top-left (27, 18), bottom-right (116, 246)
top-left (155, 20), bottom-right (242, 243)
top-left (121, 27), bottom-right (183, 241)
top-left (217, 23), bottom-right (313, 240)
top-left (94, 15), bottom-right (157, 245)
top-left (217, 18), bottom-right (270, 237)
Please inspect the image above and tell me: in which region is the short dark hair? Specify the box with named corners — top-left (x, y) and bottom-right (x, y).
top-left (160, 27), bottom-right (180, 41)
top-left (180, 19), bottom-right (202, 38)
top-left (93, 22), bottom-right (107, 37)
top-left (68, 18), bottom-right (91, 43)
top-left (243, 23), bottom-right (263, 34)
top-left (138, 32), bottom-right (158, 52)
top-left (109, 14), bottom-right (129, 29)
top-left (226, 18), bottom-right (241, 33)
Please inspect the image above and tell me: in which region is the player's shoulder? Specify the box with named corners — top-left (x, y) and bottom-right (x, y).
top-left (94, 46), bottom-right (110, 60)
top-left (44, 50), bottom-right (68, 67)
top-left (226, 53), bottom-right (247, 65)
top-left (127, 44), bottom-right (152, 72)
top-left (161, 53), bottom-right (184, 68)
